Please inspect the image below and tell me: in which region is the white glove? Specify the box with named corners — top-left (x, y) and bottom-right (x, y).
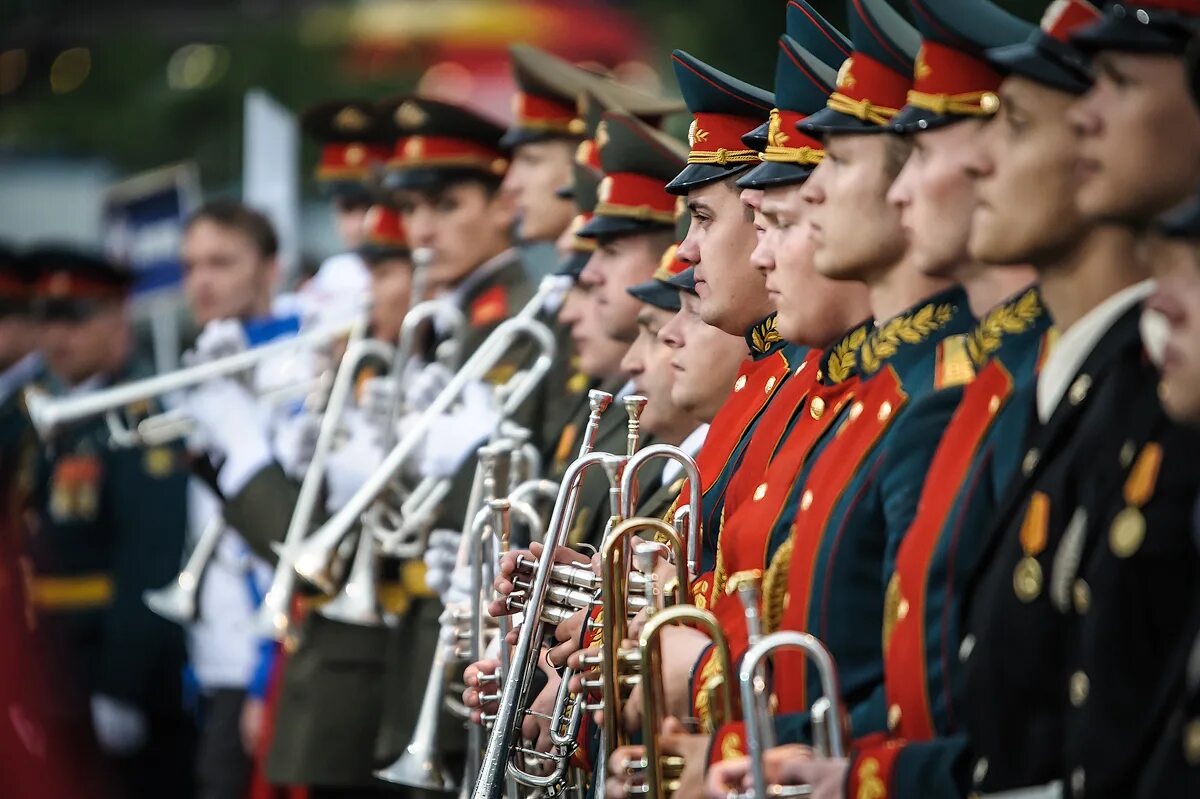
top-left (420, 380), bottom-right (500, 479)
top-left (91, 694), bottom-right (148, 756)
top-left (539, 274), bottom-right (574, 316)
top-left (185, 378), bottom-right (273, 497)
top-left (404, 362), bottom-right (454, 413)
top-left (325, 411), bottom-right (386, 512)
top-left (423, 528), bottom-right (464, 599)
top-left (184, 319), bottom-right (248, 366)
top-left (273, 411), bottom-right (322, 478)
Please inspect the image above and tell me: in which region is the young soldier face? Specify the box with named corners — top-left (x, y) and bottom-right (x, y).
top-left (803, 133), bottom-right (909, 283)
top-left (621, 304), bottom-right (692, 438)
top-left (579, 232), bottom-right (668, 343)
top-left (333, 196), bottom-right (371, 250)
top-left (1144, 235), bottom-right (1200, 424)
top-left (396, 181), bottom-right (516, 289)
top-left (181, 219), bottom-right (278, 326)
top-left (502, 140), bottom-right (578, 243)
top-left (888, 120), bottom-right (985, 280)
top-left (677, 179), bottom-right (769, 336)
top-left (366, 255), bottom-right (414, 343)
top-left (1070, 52), bottom-right (1200, 225)
top-left (660, 292), bottom-right (749, 423)
top-left (41, 303), bottom-right (127, 385)
top-left (556, 282), bottom-right (629, 380)
top-left (755, 183), bottom-right (868, 347)
top-left (969, 77), bottom-right (1085, 266)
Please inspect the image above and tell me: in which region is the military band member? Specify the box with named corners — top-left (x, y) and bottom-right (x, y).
top-left (25, 246), bottom-right (194, 798)
top-left (949, 2), bottom-right (1200, 795)
top-left (298, 99), bottom-right (390, 325)
top-left (0, 245), bottom-right (41, 528)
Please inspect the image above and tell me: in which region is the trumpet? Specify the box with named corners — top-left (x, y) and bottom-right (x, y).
top-left (721, 577), bottom-right (847, 799)
top-left (288, 313), bottom-right (557, 595)
top-left (24, 316), bottom-right (357, 445)
top-left (143, 514), bottom-right (226, 623)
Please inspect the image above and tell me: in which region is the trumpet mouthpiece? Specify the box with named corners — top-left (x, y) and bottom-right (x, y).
top-left (623, 395), bottom-right (649, 421)
top-left (411, 247), bottom-right (435, 268)
top-left (588, 389), bottom-right (613, 415)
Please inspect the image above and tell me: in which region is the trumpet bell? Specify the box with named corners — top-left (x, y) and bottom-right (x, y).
top-left (374, 743), bottom-right (459, 791)
top-left (143, 578), bottom-right (198, 624)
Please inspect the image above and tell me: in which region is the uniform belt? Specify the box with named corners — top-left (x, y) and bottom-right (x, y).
top-left (977, 780), bottom-right (1063, 799)
top-left (31, 573), bottom-right (115, 610)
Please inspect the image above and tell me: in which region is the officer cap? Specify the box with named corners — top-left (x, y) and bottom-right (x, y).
top-left (0, 244), bottom-right (35, 317)
top-left (665, 51), bottom-right (775, 195)
top-left (300, 99), bottom-right (391, 200)
top-left (578, 112), bottom-right (688, 239)
top-left (503, 45), bottom-right (684, 150)
top-left (1072, 0), bottom-right (1200, 56)
top-left (358, 204), bottom-right (410, 263)
top-left (987, 0), bottom-right (1103, 96)
top-left (799, 0), bottom-right (922, 136)
top-left (892, 0), bottom-right (1034, 133)
top-left (379, 96), bottom-right (509, 192)
top-left (556, 164), bottom-right (602, 279)
top-left (27, 245), bottom-right (133, 322)
top-left (1156, 191), bottom-right (1200, 238)
top-left (738, 37), bottom-right (839, 190)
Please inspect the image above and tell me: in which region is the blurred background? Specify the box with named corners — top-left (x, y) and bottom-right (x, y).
top-left (0, 0), bottom-right (1048, 315)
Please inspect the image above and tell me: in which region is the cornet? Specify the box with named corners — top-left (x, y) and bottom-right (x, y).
top-left (25, 316), bottom-right (357, 445)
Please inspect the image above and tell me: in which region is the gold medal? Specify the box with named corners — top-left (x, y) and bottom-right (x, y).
top-left (1013, 556), bottom-right (1043, 602)
top-left (1109, 506), bottom-right (1146, 558)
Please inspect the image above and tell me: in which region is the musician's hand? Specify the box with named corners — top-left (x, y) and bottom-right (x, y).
top-left (525, 653), bottom-right (563, 751)
top-left (420, 380), bottom-right (499, 478)
top-left (423, 528), bottom-right (464, 599)
top-left (605, 719), bottom-right (708, 799)
top-left (490, 542), bottom-right (592, 619)
top-left (705, 745), bottom-right (819, 798)
top-left (185, 318), bottom-right (248, 365)
top-left (90, 694), bottom-right (148, 756)
top-left (463, 659), bottom-right (501, 725)
top-left (324, 411), bottom-right (384, 511)
top-left (767, 753), bottom-right (844, 799)
top-left (628, 624), bottom-right (713, 725)
top-left (545, 609), bottom-right (586, 667)
top-left (404, 361), bottom-right (454, 413)
top-left (186, 378), bottom-right (272, 496)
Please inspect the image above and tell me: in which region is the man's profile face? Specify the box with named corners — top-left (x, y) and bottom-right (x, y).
top-left (182, 219), bottom-right (277, 326)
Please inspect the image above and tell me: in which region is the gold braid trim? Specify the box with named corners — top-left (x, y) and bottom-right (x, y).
top-left (825, 326), bottom-right (868, 384)
top-left (761, 146), bottom-right (824, 165)
top-left (593, 201), bottom-right (677, 224)
top-left (688, 148), bottom-right (759, 166)
top-left (761, 535), bottom-right (795, 634)
top-left (826, 93), bottom-right (900, 126)
top-left (711, 506), bottom-right (728, 598)
top-left (966, 288), bottom-right (1043, 368)
top-left (859, 303), bottom-right (955, 376)
top-left (906, 89), bottom-right (997, 118)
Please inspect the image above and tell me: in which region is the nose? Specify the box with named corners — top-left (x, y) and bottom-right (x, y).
top-left (1067, 89), bottom-right (1102, 139)
top-left (677, 227), bottom-right (700, 266)
top-left (658, 310), bottom-right (685, 349)
top-left (404, 207), bottom-right (437, 247)
top-left (887, 158), bottom-right (916, 210)
top-left (750, 230), bottom-right (776, 276)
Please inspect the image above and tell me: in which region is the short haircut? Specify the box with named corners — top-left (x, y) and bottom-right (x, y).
top-left (883, 135), bottom-right (914, 181)
top-left (185, 199), bottom-right (279, 259)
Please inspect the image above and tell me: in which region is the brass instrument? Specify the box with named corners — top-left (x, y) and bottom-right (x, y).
top-left (142, 514), bottom-right (226, 623)
top-left (24, 316), bottom-right (358, 446)
top-left (288, 313), bottom-right (557, 597)
top-left (733, 578), bottom-right (848, 799)
top-left (619, 444), bottom-right (702, 581)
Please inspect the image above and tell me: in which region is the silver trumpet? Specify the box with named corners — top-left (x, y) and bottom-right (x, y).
top-left (253, 312), bottom-right (381, 640)
top-left (24, 316), bottom-right (357, 446)
top-left (619, 444), bottom-right (702, 582)
top-left (734, 579), bottom-right (848, 799)
top-left (291, 297), bottom-right (560, 595)
top-left (143, 514), bottom-right (226, 623)
top-left (376, 442), bottom-right (512, 792)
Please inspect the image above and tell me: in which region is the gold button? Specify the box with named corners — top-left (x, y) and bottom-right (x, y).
top-left (887, 703), bottom-right (902, 731)
top-left (754, 483), bottom-right (768, 502)
top-left (765, 376), bottom-right (777, 394)
top-left (988, 395), bottom-right (1001, 415)
top-left (878, 400), bottom-right (893, 421)
top-left (1022, 448), bottom-right (1040, 476)
top-left (848, 402), bottom-right (863, 422)
top-left (980, 91), bottom-right (1000, 114)
top-left (1069, 374), bottom-right (1092, 406)
top-left (1183, 718), bottom-right (1200, 765)
top-left (1072, 580), bottom-right (1091, 614)
top-left (734, 375), bottom-right (747, 392)
top-left (1070, 671), bottom-right (1090, 706)
top-left (800, 490), bottom-right (814, 511)
top-left (897, 598), bottom-right (910, 620)
top-left (815, 369), bottom-right (823, 382)
top-left (810, 396), bottom-right (826, 420)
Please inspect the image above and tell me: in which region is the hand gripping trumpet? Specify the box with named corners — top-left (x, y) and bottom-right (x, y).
top-left (732, 577), bottom-right (849, 799)
top-left (287, 313), bottom-right (556, 600)
top-left (24, 316), bottom-right (358, 446)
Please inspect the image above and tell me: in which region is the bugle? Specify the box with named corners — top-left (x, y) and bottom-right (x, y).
top-left (25, 316), bottom-right (358, 444)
